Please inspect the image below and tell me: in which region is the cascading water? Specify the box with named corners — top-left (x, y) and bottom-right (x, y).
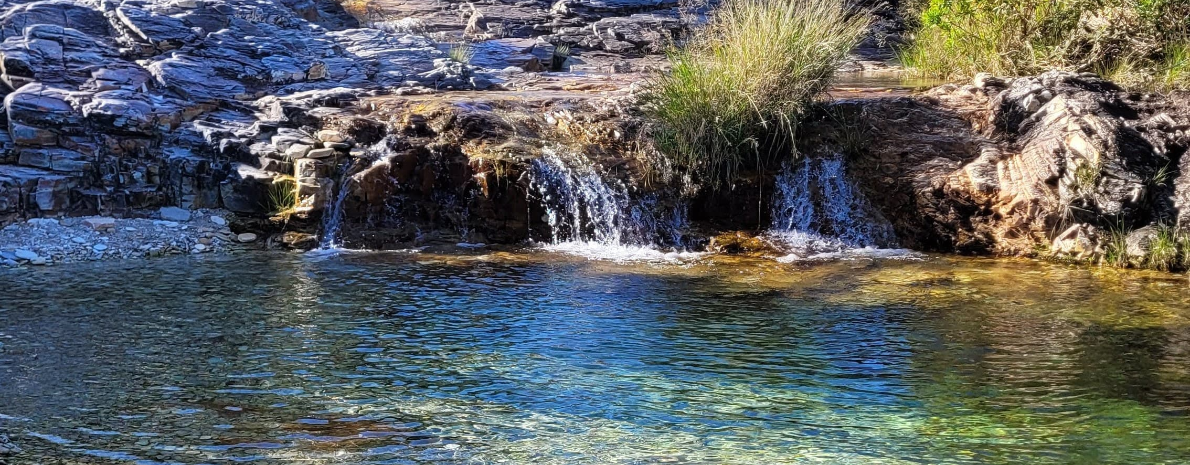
top-left (527, 149), bottom-right (693, 259)
top-left (767, 154), bottom-right (900, 258)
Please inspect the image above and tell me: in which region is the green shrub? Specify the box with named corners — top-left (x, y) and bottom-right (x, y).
top-left (641, 0), bottom-right (870, 186)
top-left (899, 0), bottom-right (1081, 78)
top-left (901, 0), bottom-right (1190, 90)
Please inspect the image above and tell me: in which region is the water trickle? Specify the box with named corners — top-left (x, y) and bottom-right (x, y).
top-left (527, 150), bottom-right (690, 255)
top-left (768, 155), bottom-right (896, 252)
top-left (318, 139), bottom-right (403, 250)
top-left (319, 177), bottom-right (351, 249)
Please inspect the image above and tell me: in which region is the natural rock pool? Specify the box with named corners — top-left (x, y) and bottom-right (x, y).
top-left (2, 252), bottom-right (1189, 464)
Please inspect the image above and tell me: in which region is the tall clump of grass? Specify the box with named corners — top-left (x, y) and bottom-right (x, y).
top-left (640, 0), bottom-right (870, 186)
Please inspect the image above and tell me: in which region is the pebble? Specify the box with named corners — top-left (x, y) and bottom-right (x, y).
top-left (237, 233), bottom-right (258, 243)
top-left (83, 217), bottom-right (116, 231)
top-left (72, 237), bottom-right (88, 244)
top-left (210, 216), bottom-right (227, 226)
top-left (14, 249), bottom-right (38, 261)
top-left (93, 244), bottom-right (109, 252)
top-left (30, 257), bottom-right (47, 265)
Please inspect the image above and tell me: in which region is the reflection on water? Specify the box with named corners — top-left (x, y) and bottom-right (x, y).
top-left (1, 252), bottom-right (1189, 464)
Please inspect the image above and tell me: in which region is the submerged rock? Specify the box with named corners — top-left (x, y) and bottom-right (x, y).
top-left (707, 232), bottom-right (782, 256)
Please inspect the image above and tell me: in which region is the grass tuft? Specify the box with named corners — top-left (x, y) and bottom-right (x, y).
top-left (551, 44), bottom-right (571, 71)
top-left (1157, 42), bottom-right (1190, 90)
top-left (1101, 226), bottom-right (1131, 269)
top-left (265, 176), bottom-right (299, 217)
top-left (1145, 226), bottom-right (1181, 271)
top-left (1100, 223), bottom-right (1190, 272)
top-left (640, 0), bottom-right (870, 186)
top-left (448, 43), bottom-right (475, 64)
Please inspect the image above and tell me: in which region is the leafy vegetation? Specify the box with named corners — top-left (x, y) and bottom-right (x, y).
top-left (900, 0), bottom-right (1190, 90)
top-left (641, 0), bottom-right (870, 186)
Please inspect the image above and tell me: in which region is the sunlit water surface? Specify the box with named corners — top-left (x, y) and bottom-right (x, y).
top-left (2, 251), bottom-right (1190, 464)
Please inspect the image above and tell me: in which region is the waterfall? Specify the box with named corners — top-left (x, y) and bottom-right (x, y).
top-left (527, 149), bottom-right (691, 257)
top-left (319, 174), bottom-right (351, 249)
top-left (768, 155), bottom-right (897, 254)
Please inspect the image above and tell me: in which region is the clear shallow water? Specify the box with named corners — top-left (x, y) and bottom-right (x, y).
top-left (2, 252), bottom-right (1190, 464)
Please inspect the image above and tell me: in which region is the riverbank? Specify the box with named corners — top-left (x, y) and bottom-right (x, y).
top-left (0, 208), bottom-right (257, 267)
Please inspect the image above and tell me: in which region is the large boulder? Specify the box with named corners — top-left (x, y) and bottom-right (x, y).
top-left (832, 71), bottom-right (1190, 258)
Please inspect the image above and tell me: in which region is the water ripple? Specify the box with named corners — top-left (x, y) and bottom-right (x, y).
top-left (0, 253), bottom-right (1188, 464)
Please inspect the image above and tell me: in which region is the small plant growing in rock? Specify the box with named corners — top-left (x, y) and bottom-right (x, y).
top-left (551, 44), bottom-right (571, 72)
top-left (1101, 227), bottom-right (1131, 268)
top-left (1071, 161), bottom-right (1102, 195)
top-left (265, 176), bottom-right (299, 217)
top-left (823, 105), bottom-right (872, 158)
top-left (448, 43), bottom-right (475, 64)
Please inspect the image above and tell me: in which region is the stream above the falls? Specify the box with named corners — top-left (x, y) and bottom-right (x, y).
top-left (2, 251), bottom-right (1190, 464)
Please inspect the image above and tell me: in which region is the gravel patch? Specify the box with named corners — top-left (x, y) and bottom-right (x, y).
top-left (0, 209), bottom-right (256, 267)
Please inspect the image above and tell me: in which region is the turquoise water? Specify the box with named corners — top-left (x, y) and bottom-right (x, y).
top-left (1, 251), bottom-right (1189, 464)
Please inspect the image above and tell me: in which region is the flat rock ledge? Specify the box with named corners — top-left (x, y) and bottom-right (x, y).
top-left (0, 208), bottom-right (258, 267)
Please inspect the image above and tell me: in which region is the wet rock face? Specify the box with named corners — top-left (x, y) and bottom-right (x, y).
top-left (0, 0), bottom-right (476, 225)
top-left (831, 71), bottom-right (1190, 259)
